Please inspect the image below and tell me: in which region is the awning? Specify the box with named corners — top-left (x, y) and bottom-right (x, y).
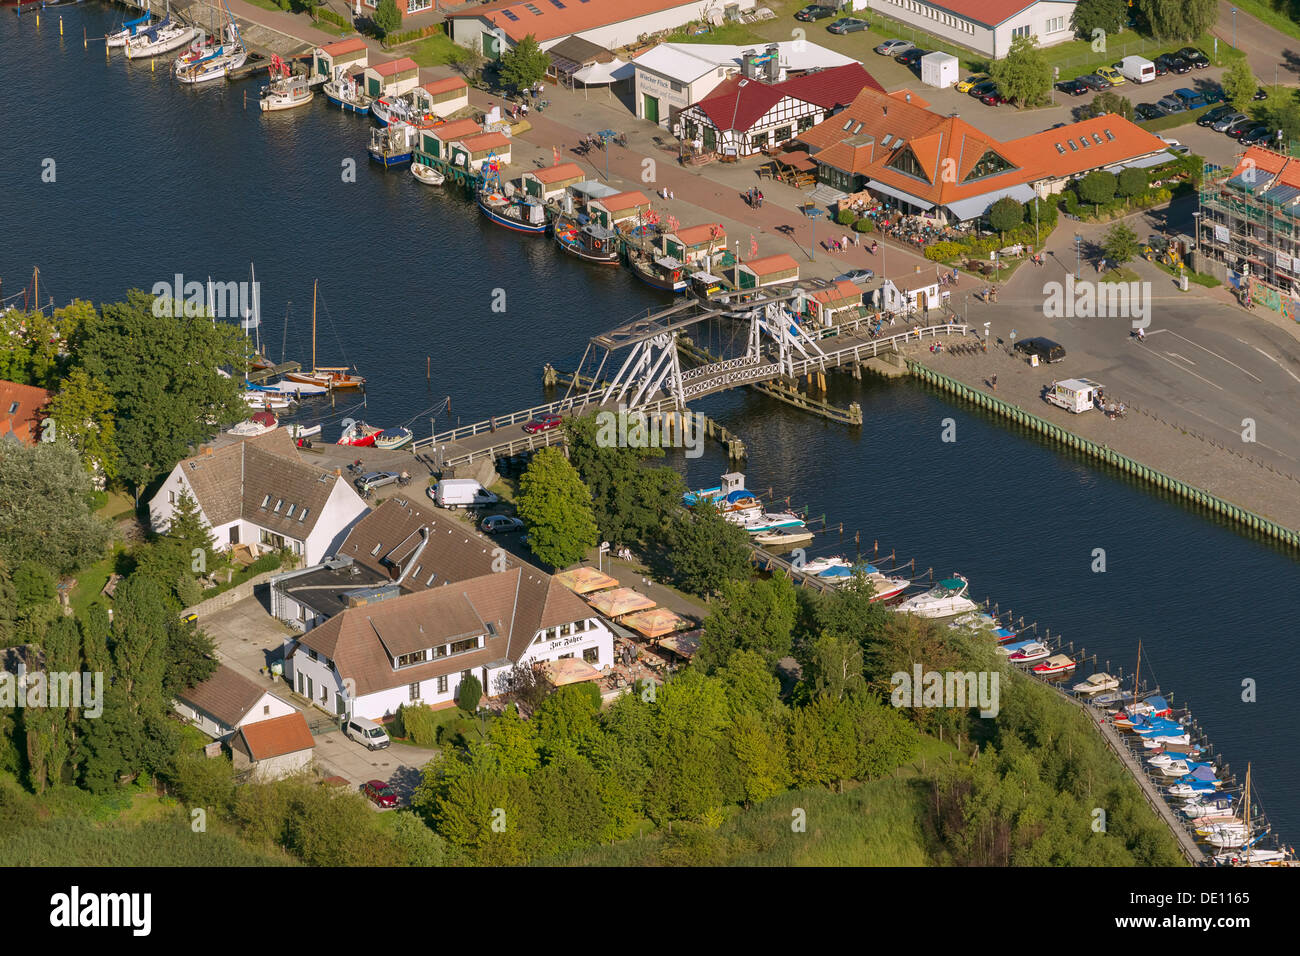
top-left (572, 59), bottom-right (633, 85)
top-left (554, 566), bottom-right (621, 595)
top-left (944, 183), bottom-right (1036, 222)
top-left (1112, 150), bottom-right (1179, 171)
top-left (865, 179), bottom-right (935, 211)
top-left (538, 658), bottom-right (601, 686)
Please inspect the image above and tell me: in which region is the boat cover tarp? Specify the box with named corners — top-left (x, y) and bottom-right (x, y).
top-left (554, 567), bottom-right (621, 595)
top-left (1187, 765), bottom-right (1219, 782)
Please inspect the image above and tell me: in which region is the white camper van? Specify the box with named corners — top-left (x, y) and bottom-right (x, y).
top-left (1046, 378), bottom-right (1105, 414)
top-left (1117, 56), bottom-right (1156, 84)
top-left (428, 478), bottom-right (500, 510)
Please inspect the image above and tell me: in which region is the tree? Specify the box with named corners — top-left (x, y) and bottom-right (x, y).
top-left (12, 562), bottom-right (56, 610)
top-left (533, 684), bottom-right (601, 762)
top-left (515, 447), bottom-right (598, 569)
top-left (1135, 0), bottom-right (1217, 40)
top-left (1265, 91), bottom-right (1300, 148)
top-left (458, 673), bottom-right (482, 713)
top-left (1222, 59), bottom-right (1258, 111)
top-left (1102, 222), bottom-right (1141, 266)
top-left (499, 34), bottom-right (550, 92)
top-left (802, 632), bottom-right (865, 701)
top-left (729, 710), bottom-right (789, 807)
top-left (663, 503), bottom-right (752, 598)
top-left (1116, 166), bottom-right (1148, 199)
top-left (1071, 0), bottom-right (1126, 39)
top-left (48, 368), bottom-right (118, 483)
top-left (77, 290), bottom-right (246, 497)
top-left (496, 661), bottom-right (554, 713)
top-left (1077, 169), bottom-right (1117, 209)
top-left (373, 0), bottom-right (402, 37)
top-left (1083, 90), bottom-right (1134, 122)
top-left (642, 669), bottom-right (737, 823)
top-left (989, 34), bottom-right (1052, 107)
top-left (0, 441), bottom-right (110, 575)
top-left (698, 575), bottom-right (797, 671)
top-left (987, 196), bottom-right (1024, 240)
top-left (0, 308), bottom-right (65, 388)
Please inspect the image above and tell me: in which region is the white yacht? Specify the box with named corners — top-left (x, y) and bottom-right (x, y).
top-left (894, 574), bottom-right (978, 618)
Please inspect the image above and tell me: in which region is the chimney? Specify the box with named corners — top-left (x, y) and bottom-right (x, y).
top-left (883, 106), bottom-right (888, 116)
top-left (334, 467), bottom-right (342, 476)
top-left (906, 93), bottom-right (911, 103)
top-left (741, 49), bottom-right (757, 80)
top-left (765, 44), bottom-right (780, 83)
top-left (202, 446), bottom-right (214, 456)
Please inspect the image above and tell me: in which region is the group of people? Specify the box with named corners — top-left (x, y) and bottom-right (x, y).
top-left (658, 186), bottom-right (675, 200)
top-left (744, 187), bottom-right (765, 208)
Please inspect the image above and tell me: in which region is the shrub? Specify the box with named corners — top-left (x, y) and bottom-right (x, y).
top-left (316, 8), bottom-right (351, 30)
top-left (401, 705), bottom-right (440, 746)
top-left (835, 208), bottom-right (856, 226)
top-left (853, 217), bottom-right (876, 233)
top-left (249, 552), bottom-right (282, 575)
top-left (459, 674), bottom-right (482, 713)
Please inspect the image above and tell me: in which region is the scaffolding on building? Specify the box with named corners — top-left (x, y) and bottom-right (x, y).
top-left (1197, 151), bottom-right (1300, 296)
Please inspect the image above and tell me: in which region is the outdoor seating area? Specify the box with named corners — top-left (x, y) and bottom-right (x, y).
top-left (761, 150), bottom-right (817, 187)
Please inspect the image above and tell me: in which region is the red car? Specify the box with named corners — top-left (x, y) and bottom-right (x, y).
top-left (361, 779), bottom-right (397, 808)
top-left (979, 88), bottom-right (1010, 106)
top-left (522, 413), bottom-right (562, 434)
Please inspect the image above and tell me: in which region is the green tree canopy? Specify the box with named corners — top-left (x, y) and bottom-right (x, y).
top-left (1136, 0), bottom-right (1217, 40)
top-left (1102, 222), bottom-right (1141, 265)
top-left (1083, 90), bottom-right (1134, 122)
top-left (373, 0), bottom-right (402, 37)
top-left (48, 368), bottom-right (118, 482)
top-left (1116, 166), bottom-right (1148, 198)
top-left (989, 35), bottom-right (1052, 107)
top-left (698, 575), bottom-right (797, 671)
top-left (1071, 0), bottom-right (1127, 39)
top-left (499, 34), bottom-right (550, 91)
top-left (1077, 169), bottom-right (1118, 207)
top-left (664, 503), bottom-right (751, 598)
top-left (0, 441), bottom-right (110, 575)
top-left (1222, 59), bottom-right (1258, 111)
top-left (516, 446), bottom-right (599, 569)
top-left (988, 196), bottom-right (1025, 236)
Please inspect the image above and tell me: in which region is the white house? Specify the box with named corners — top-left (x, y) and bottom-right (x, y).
top-left (173, 664), bottom-right (297, 741)
top-left (866, 0), bottom-right (1076, 59)
top-left (230, 712), bottom-right (315, 781)
top-left (148, 429), bottom-right (369, 566)
top-left (881, 272), bottom-right (945, 313)
top-left (446, 0), bottom-right (758, 58)
top-left (279, 498), bottom-right (614, 722)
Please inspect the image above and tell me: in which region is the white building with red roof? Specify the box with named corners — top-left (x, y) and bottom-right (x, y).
top-left (868, 0), bottom-right (1077, 58)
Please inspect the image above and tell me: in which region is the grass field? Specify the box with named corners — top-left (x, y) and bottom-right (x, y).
top-left (405, 33), bottom-right (462, 68)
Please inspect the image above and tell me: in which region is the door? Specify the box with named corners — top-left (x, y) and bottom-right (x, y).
top-left (229, 526), bottom-right (239, 544)
top-left (305, 676), bottom-right (313, 701)
top-left (367, 75), bottom-right (380, 97)
top-left (643, 94), bottom-right (659, 125)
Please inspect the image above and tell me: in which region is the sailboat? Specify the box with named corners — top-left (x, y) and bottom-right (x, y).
top-left (107, 11), bottom-right (158, 48)
top-left (175, 6), bottom-right (246, 85)
top-left (283, 281), bottom-right (366, 390)
top-left (1212, 764), bottom-right (1293, 866)
top-left (125, 18), bottom-right (198, 59)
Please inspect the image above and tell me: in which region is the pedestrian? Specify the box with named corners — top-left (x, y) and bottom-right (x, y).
top-left (853, 232), bottom-right (860, 246)
top-left (669, 188), bottom-right (674, 200)
top-left (757, 190), bottom-right (764, 208)
top-left (991, 374), bottom-right (997, 391)
top-left (842, 234), bottom-right (851, 251)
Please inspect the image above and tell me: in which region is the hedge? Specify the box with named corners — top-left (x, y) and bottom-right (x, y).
top-left (315, 9), bottom-right (350, 30)
top-left (384, 24), bottom-right (443, 47)
top-left (853, 217), bottom-right (876, 233)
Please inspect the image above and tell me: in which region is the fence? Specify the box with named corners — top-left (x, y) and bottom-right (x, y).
top-left (182, 569), bottom-right (282, 619)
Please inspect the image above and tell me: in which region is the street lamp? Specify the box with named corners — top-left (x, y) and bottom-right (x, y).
top-left (1075, 233), bottom-right (1083, 279)
top-left (1192, 211), bottom-right (1202, 254)
top-left (1232, 8), bottom-right (1237, 52)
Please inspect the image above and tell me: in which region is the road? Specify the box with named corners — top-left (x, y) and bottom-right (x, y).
top-left (1213, 0), bottom-right (1300, 84)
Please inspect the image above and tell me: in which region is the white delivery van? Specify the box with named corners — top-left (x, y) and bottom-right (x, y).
top-left (1117, 56), bottom-right (1156, 84)
top-left (344, 715), bottom-right (390, 750)
top-left (428, 478), bottom-right (500, 510)
top-left (1046, 378), bottom-right (1105, 414)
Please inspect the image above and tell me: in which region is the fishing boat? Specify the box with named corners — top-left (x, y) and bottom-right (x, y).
top-left (753, 528), bottom-right (813, 549)
top-left (285, 423), bottom-right (321, 441)
top-left (227, 411), bottom-right (278, 437)
top-left (411, 162), bottom-right (445, 186)
top-left (371, 92), bottom-right (430, 127)
top-left (374, 427), bottom-right (413, 450)
top-left (125, 21), bottom-right (198, 59)
top-left (369, 122), bottom-right (418, 167)
top-left (1006, 642), bottom-right (1051, 664)
top-left (260, 56), bottom-right (313, 112)
top-left (1031, 654), bottom-right (1077, 676)
top-left (107, 12), bottom-right (158, 48)
top-left (683, 473), bottom-right (753, 508)
top-left (323, 69), bottom-right (372, 114)
top-left (555, 218), bottom-right (621, 265)
top-left (1072, 672), bottom-right (1120, 695)
top-left (337, 421), bottom-right (382, 447)
top-left (477, 167), bottom-right (548, 234)
top-left (283, 281), bottom-right (366, 390)
top-left (628, 253), bottom-right (688, 292)
top-left (894, 575), bottom-right (977, 619)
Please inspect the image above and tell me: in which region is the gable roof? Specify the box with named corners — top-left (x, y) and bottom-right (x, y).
top-left (457, 130), bottom-right (512, 152)
top-left (528, 161), bottom-right (584, 184)
top-left (177, 664), bottom-right (269, 727)
top-left (0, 379), bottom-right (53, 446)
top-left (175, 430), bottom-right (350, 539)
top-left (671, 223), bottom-right (725, 246)
top-left (692, 63), bottom-right (882, 133)
top-left (423, 117), bottom-right (483, 141)
top-left (913, 0), bottom-right (1069, 29)
top-left (421, 76), bottom-right (468, 96)
top-left (592, 189), bottom-right (651, 211)
top-left (237, 712), bottom-right (314, 761)
top-left (369, 56), bottom-right (419, 77)
top-left (743, 253), bottom-right (799, 276)
top-left (447, 0), bottom-right (696, 45)
top-left (318, 37), bottom-right (367, 57)
top-left (1003, 114), bottom-right (1170, 179)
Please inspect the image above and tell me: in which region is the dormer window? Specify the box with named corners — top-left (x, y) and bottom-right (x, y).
top-left (261, 495), bottom-right (271, 509)
top-left (274, 499), bottom-right (284, 512)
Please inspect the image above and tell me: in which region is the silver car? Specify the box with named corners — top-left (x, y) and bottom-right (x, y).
top-left (875, 39), bottom-right (913, 56)
top-left (1212, 112), bottom-right (1248, 133)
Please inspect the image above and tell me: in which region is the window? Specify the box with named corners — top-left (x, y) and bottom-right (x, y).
top-left (6, 402), bottom-right (17, 414)
top-left (1012, 24), bottom-right (1030, 38)
top-left (560, 623), bottom-right (571, 637)
top-left (550, 0), bottom-right (565, 6)
top-left (1079, 137), bottom-right (1090, 149)
top-left (286, 504), bottom-right (296, 517)
top-left (449, 637), bottom-right (480, 655)
top-left (774, 125), bottom-right (793, 144)
top-left (583, 647), bottom-right (599, 664)
top-left (573, 619), bottom-right (586, 632)
top-left (670, 81), bottom-right (683, 94)
top-left (502, 9), bottom-right (519, 18)
top-left (1068, 139), bottom-right (1078, 151)
top-left (524, 2), bottom-right (542, 12)
top-left (409, 682), bottom-right (422, 702)
top-left (260, 494), bottom-right (270, 509)
top-left (437, 675), bottom-right (448, 694)
top-left (843, 118), bottom-right (854, 131)
top-left (169, 491), bottom-right (177, 505)
top-left (547, 627), bottom-right (558, 641)
top-left (1055, 143), bottom-right (1066, 155)
top-left (307, 649), bottom-right (318, 661)
top-left (1092, 133), bottom-right (1103, 146)
top-left (886, 146), bottom-right (930, 183)
top-left (298, 508), bottom-right (308, 522)
top-left (398, 650), bottom-right (428, 667)
top-left (1104, 129), bottom-right (1115, 142)
top-left (263, 704), bottom-right (271, 716)
top-left (273, 499), bottom-right (283, 512)
top-left (371, 543), bottom-right (382, 556)
top-left (962, 149), bottom-right (1016, 182)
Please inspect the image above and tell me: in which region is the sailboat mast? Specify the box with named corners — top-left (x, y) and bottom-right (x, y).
top-left (33, 267), bottom-right (38, 312)
top-left (311, 280), bottom-right (317, 373)
top-left (1133, 640), bottom-right (1141, 707)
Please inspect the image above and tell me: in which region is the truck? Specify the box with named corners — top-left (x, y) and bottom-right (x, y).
top-left (428, 478), bottom-right (500, 510)
top-left (1046, 378), bottom-right (1105, 414)
top-left (1117, 55), bottom-right (1156, 84)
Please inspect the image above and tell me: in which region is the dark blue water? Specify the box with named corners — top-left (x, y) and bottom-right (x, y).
top-left (4, 8), bottom-right (1297, 843)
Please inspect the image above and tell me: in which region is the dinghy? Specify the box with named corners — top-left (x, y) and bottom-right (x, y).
top-left (411, 163), bottom-right (446, 186)
top-left (374, 427), bottom-right (413, 450)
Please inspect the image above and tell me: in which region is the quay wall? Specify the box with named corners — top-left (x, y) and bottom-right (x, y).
top-left (907, 361), bottom-right (1300, 551)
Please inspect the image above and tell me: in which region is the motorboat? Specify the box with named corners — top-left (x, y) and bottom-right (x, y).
top-left (1213, 845), bottom-right (1292, 866)
top-left (1091, 690), bottom-right (1136, 708)
top-left (260, 57), bottom-right (314, 112)
top-left (368, 122), bottom-right (418, 167)
top-left (285, 423), bottom-right (321, 440)
top-left (1072, 672), bottom-right (1120, 695)
top-left (253, 379), bottom-right (329, 396)
top-left (1157, 758), bottom-right (1196, 778)
top-left (949, 611), bottom-right (1019, 642)
top-left (1113, 696), bottom-right (1172, 729)
top-left (243, 390), bottom-right (295, 410)
top-left (814, 563), bottom-right (909, 601)
top-left (1141, 733), bottom-right (1192, 749)
top-left (1147, 752), bottom-right (1182, 769)
top-left (730, 511), bottom-right (806, 533)
top-left (177, 47), bottom-right (247, 85)
top-left (753, 529), bottom-right (814, 549)
top-left (1006, 642), bottom-right (1051, 664)
top-left (411, 163), bottom-right (446, 186)
top-left (125, 21), bottom-right (198, 60)
top-left (1031, 654), bottom-right (1077, 675)
top-left (1168, 780), bottom-right (1220, 798)
top-left (374, 427), bottom-right (413, 450)
top-left (337, 422), bottom-right (382, 447)
top-left (227, 411), bottom-right (277, 436)
top-left (799, 556), bottom-right (849, 576)
top-left (894, 575), bottom-right (978, 619)
top-left (997, 638), bottom-right (1040, 657)
top-left (684, 473), bottom-right (754, 509)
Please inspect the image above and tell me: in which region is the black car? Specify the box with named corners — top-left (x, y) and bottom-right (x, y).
top-left (1201, 86), bottom-right (1225, 105)
top-left (1226, 116), bottom-right (1258, 137)
top-left (794, 4), bottom-right (836, 21)
top-left (969, 79), bottom-right (998, 97)
top-left (1236, 124), bottom-right (1270, 143)
top-left (1177, 47), bottom-right (1210, 69)
top-left (827, 17), bottom-right (870, 34)
top-left (1198, 104), bottom-right (1235, 127)
top-left (1079, 73), bottom-right (1110, 91)
top-left (1150, 57), bottom-right (1169, 77)
top-left (1156, 95), bottom-right (1186, 113)
top-left (896, 48), bottom-right (927, 68)
top-left (1167, 56), bottom-right (1192, 75)
top-left (1057, 78), bottom-right (1090, 96)
top-left (1253, 87), bottom-right (1268, 101)
top-left (1015, 337), bottom-right (1066, 364)
top-left (1242, 127), bottom-right (1277, 147)
top-left (1135, 103), bottom-right (1167, 121)
top-left (980, 88), bottom-right (1010, 106)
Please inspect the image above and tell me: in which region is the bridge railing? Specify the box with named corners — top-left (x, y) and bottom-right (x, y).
top-left (415, 388), bottom-right (613, 449)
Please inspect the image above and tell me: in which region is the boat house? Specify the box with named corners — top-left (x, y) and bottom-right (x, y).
top-left (411, 76), bottom-right (470, 119)
top-left (417, 117), bottom-right (482, 164)
top-left (589, 189), bottom-right (652, 229)
top-left (519, 162), bottom-right (583, 203)
top-left (735, 253), bottom-right (799, 289)
top-left (450, 130), bottom-right (512, 172)
top-left (661, 222), bottom-right (726, 265)
top-left (313, 36), bottom-right (368, 81)
top-left (364, 56), bottom-right (421, 100)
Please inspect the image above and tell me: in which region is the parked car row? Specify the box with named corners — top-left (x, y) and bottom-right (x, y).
top-left (1194, 103), bottom-right (1281, 145)
top-left (1059, 48), bottom-right (1213, 100)
top-left (1132, 85), bottom-right (1225, 122)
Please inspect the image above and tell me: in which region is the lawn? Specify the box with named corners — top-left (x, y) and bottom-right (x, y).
top-left (405, 32), bottom-right (462, 68)
top-left (67, 549), bottom-right (121, 618)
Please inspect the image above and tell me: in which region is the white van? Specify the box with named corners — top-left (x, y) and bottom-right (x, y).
top-left (1046, 378), bottom-right (1105, 414)
top-left (1117, 56), bottom-right (1156, 84)
top-left (428, 478), bottom-right (500, 510)
top-left (344, 715), bottom-right (390, 750)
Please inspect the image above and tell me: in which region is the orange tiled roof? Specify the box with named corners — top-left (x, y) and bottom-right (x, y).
top-left (744, 253), bottom-right (799, 276)
top-left (422, 76), bottom-right (468, 96)
top-left (458, 130), bottom-right (512, 152)
top-left (319, 37), bottom-right (367, 57)
top-left (594, 190), bottom-right (651, 212)
top-left (237, 712), bottom-right (314, 761)
top-left (529, 161), bottom-right (584, 184)
top-left (448, 0), bottom-right (697, 45)
top-left (424, 118), bottom-right (482, 141)
top-left (1004, 115), bottom-right (1169, 180)
top-left (673, 223), bottom-right (726, 246)
top-left (0, 380), bottom-right (53, 446)
top-left (370, 57), bottom-right (418, 77)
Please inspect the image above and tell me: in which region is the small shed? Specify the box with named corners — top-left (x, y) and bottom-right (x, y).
top-left (413, 76), bottom-right (469, 119)
top-left (450, 130), bottom-right (512, 172)
top-left (805, 279), bottom-right (863, 325)
top-left (230, 711), bottom-right (315, 781)
top-left (588, 190), bottom-right (652, 229)
top-left (736, 253), bottom-right (799, 289)
top-left (364, 57), bottom-right (420, 99)
top-left (522, 162), bottom-right (586, 203)
top-left (920, 52), bottom-right (959, 90)
top-left (661, 223), bottom-right (726, 265)
top-left (418, 117), bottom-right (482, 163)
top-left (881, 272), bottom-right (942, 312)
top-left (314, 36), bottom-right (368, 81)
